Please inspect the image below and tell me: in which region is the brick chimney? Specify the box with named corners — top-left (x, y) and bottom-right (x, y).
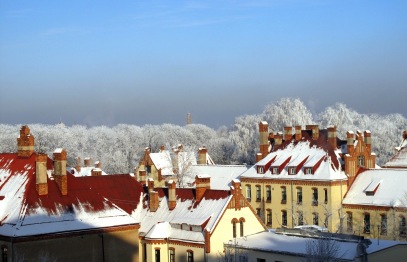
top-left (295, 125), bottom-right (302, 141)
top-left (403, 131), bottom-right (407, 140)
top-left (94, 161), bottom-right (102, 169)
top-left (149, 191), bottom-right (159, 212)
top-left (198, 147), bottom-right (208, 165)
top-left (195, 175), bottom-right (210, 202)
top-left (17, 125), bottom-right (35, 158)
top-left (139, 170), bottom-right (146, 185)
top-left (91, 168), bottom-right (102, 176)
top-left (168, 180), bottom-right (176, 210)
top-left (256, 153), bottom-right (263, 163)
top-left (231, 179), bottom-right (242, 210)
top-left (75, 157), bottom-right (81, 172)
top-left (53, 148), bottom-right (68, 196)
top-left (283, 126), bottom-right (293, 141)
top-left (306, 125), bottom-right (319, 140)
top-left (84, 157), bottom-right (91, 167)
top-left (274, 132), bottom-right (283, 151)
top-left (160, 145), bottom-right (165, 152)
top-left (364, 130), bottom-right (371, 153)
top-left (36, 153), bottom-right (48, 196)
top-left (148, 178), bottom-right (155, 193)
top-left (259, 121), bottom-right (269, 160)
top-left (327, 126), bottom-right (337, 149)
top-left (347, 131), bottom-right (355, 155)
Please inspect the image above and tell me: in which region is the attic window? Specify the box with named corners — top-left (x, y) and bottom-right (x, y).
top-left (288, 167), bottom-right (296, 175)
top-left (365, 181), bottom-right (380, 196)
top-left (257, 166), bottom-right (265, 174)
top-left (304, 168), bottom-right (313, 175)
top-left (271, 167), bottom-right (279, 175)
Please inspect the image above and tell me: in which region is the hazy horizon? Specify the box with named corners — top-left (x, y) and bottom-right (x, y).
top-left (1, 1), bottom-right (406, 128)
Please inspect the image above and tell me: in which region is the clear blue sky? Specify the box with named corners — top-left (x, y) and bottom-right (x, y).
top-left (1, 0), bottom-right (406, 127)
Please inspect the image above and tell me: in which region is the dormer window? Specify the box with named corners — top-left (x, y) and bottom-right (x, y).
top-left (365, 180), bottom-right (380, 196)
top-left (288, 167), bottom-right (296, 175)
top-left (257, 166), bottom-right (265, 174)
top-left (271, 167), bottom-right (279, 175)
top-left (304, 168), bottom-right (313, 175)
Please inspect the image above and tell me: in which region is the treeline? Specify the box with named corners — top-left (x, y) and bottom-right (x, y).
top-left (1, 98), bottom-right (405, 173)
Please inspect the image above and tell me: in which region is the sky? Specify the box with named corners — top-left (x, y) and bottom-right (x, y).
top-left (0, 0), bottom-right (406, 128)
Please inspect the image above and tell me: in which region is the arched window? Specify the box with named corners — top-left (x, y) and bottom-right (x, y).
top-left (231, 218), bottom-right (238, 238)
top-left (187, 250), bottom-right (194, 262)
top-left (239, 218), bottom-right (245, 237)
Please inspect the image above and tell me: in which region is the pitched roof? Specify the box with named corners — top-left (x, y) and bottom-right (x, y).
top-left (382, 146), bottom-right (407, 168)
top-left (342, 168), bottom-right (407, 207)
top-left (0, 153), bottom-right (143, 238)
top-left (138, 187), bottom-right (231, 243)
top-left (240, 141), bottom-right (347, 181)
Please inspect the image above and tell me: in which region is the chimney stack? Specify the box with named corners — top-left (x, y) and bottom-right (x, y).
top-left (75, 157), bottom-right (81, 172)
top-left (259, 121), bottom-right (269, 160)
top-left (168, 180), bottom-right (176, 210)
top-left (17, 125), bottom-right (35, 158)
top-left (364, 130), bottom-right (371, 153)
top-left (160, 145), bottom-right (165, 152)
top-left (274, 132), bottom-right (283, 151)
top-left (327, 126), bottom-right (337, 149)
top-left (256, 153), bottom-right (263, 163)
top-left (198, 147), bottom-right (208, 165)
top-left (36, 153), bottom-right (48, 196)
top-left (84, 157), bottom-right (91, 167)
top-left (231, 179), bottom-right (242, 210)
top-left (94, 161), bottom-right (102, 169)
top-left (148, 178), bottom-right (155, 193)
top-left (195, 175), bottom-right (211, 202)
top-left (295, 126), bottom-right (302, 141)
top-left (91, 168), bottom-right (102, 176)
top-left (403, 131), bottom-right (407, 140)
top-left (149, 191), bottom-right (159, 212)
top-left (139, 170), bottom-right (146, 185)
top-left (347, 131), bottom-right (355, 155)
top-left (53, 148), bottom-right (68, 196)
top-left (283, 126), bottom-right (293, 141)
top-left (306, 125), bottom-right (319, 140)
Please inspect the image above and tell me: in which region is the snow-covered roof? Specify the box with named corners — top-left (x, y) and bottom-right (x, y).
top-left (382, 146), bottom-right (407, 168)
top-left (149, 151), bottom-right (174, 176)
top-left (240, 141), bottom-right (347, 181)
top-left (226, 231), bottom-right (406, 260)
top-left (0, 153), bottom-right (143, 238)
top-left (136, 187), bottom-right (231, 243)
top-left (183, 165), bottom-right (250, 190)
top-left (343, 169), bottom-right (407, 208)
top-left (69, 166), bottom-right (108, 177)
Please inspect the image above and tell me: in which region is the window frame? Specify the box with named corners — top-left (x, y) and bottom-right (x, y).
top-left (246, 185), bottom-right (251, 201)
top-left (266, 186), bottom-right (271, 202)
top-left (281, 186), bottom-right (287, 204)
top-left (364, 213), bottom-right (371, 234)
top-left (255, 185), bottom-right (261, 202)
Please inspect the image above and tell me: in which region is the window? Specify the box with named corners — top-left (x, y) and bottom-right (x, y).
top-left (312, 188), bottom-right (318, 206)
top-left (187, 250), bottom-right (194, 262)
top-left (232, 220), bottom-right (237, 238)
top-left (169, 248), bottom-right (175, 262)
top-left (364, 213), bottom-right (371, 234)
top-left (324, 188), bottom-right (328, 204)
top-left (400, 216), bottom-right (406, 237)
top-left (380, 214), bottom-right (387, 236)
top-left (313, 212), bottom-right (319, 226)
top-left (266, 209), bottom-right (272, 226)
top-left (281, 186), bottom-right (287, 204)
top-left (246, 185), bottom-right (251, 201)
top-left (143, 244), bottom-right (147, 262)
top-left (256, 185), bottom-right (261, 201)
top-left (282, 210), bottom-right (287, 227)
top-left (240, 220), bottom-right (244, 237)
top-left (298, 211), bottom-right (304, 226)
top-left (155, 249), bottom-right (161, 262)
top-left (357, 155), bottom-right (365, 167)
top-left (146, 165), bottom-right (152, 174)
top-left (304, 168), bottom-right (313, 175)
top-left (256, 208), bottom-right (261, 217)
top-left (1, 246), bottom-right (7, 262)
top-left (257, 166), bottom-right (264, 174)
top-left (288, 167), bottom-right (295, 175)
top-left (347, 212), bottom-right (353, 233)
top-left (266, 186), bottom-right (271, 202)
top-left (297, 187), bottom-right (302, 205)
top-left (271, 167), bottom-right (279, 174)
